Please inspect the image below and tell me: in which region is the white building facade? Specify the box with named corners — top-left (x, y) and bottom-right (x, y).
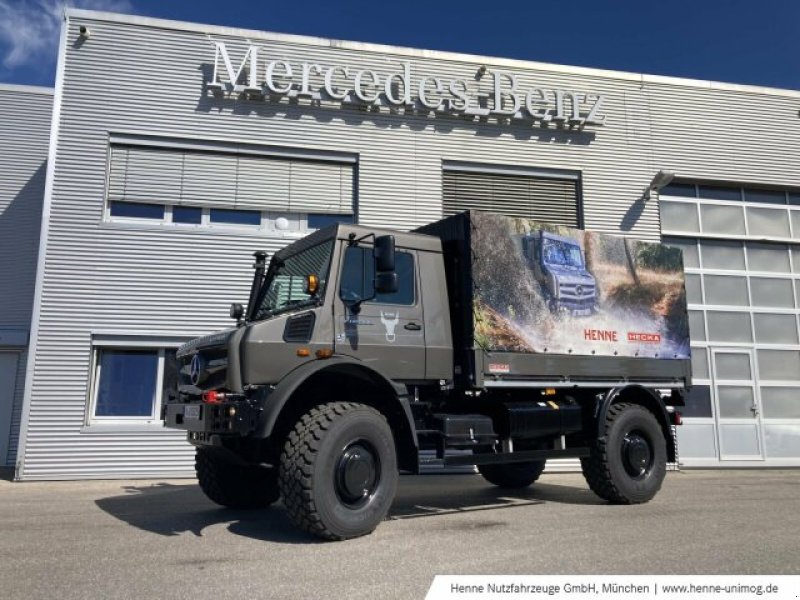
top-left (8, 9), bottom-right (800, 478)
top-left (0, 85), bottom-right (52, 472)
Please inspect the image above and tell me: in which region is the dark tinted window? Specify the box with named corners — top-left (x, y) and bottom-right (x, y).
top-left (95, 350), bottom-right (158, 417)
top-left (340, 246), bottom-right (415, 305)
top-left (744, 189), bottom-right (786, 205)
top-left (660, 183), bottom-right (696, 198)
top-left (210, 208), bottom-right (261, 225)
top-left (788, 193), bottom-right (800, 206)
top-left (682, 385), bottom-right (713, 418)
top-left (173, 206), bottom-right (202, 224)
top-left (698, 185), bottom-right (741, 201)
top-left (308, 214), bottom-right (354, 229)
top-left (110, 201), bottom-right (165, 220)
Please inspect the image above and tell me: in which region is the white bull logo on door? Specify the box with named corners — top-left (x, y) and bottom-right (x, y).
top-left (380, 311), bottom-right (399, 342)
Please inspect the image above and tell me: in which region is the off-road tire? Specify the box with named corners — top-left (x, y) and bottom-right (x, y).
top-left (195, 447), bottom-right (279, 509)
top-left (279, 402), bottom-right (398, 541)
top-left (581, 402), bottom-right (667, 504)
top-left (478, 459), bottom-right (546, 489)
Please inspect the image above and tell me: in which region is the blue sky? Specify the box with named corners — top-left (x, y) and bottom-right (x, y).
top-left (1, 0), bottom-right (799, 90)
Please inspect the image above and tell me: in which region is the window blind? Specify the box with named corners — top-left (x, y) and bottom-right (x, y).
top-left (442, 169), bottom-right (579, 226)
top-left (107, 145), bottom-right (354, 214)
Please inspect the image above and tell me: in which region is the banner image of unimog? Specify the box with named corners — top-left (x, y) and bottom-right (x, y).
top-left (471, 212), bottom-right (690, 359)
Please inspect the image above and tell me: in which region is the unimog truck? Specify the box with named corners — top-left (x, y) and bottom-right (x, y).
top-left (164, 211), bottom-right (690, 540)
top-left (522, 230), bottom-right (598, 315)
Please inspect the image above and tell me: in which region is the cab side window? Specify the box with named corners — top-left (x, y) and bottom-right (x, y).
top-left (339, 246), bottom-right (415, 305)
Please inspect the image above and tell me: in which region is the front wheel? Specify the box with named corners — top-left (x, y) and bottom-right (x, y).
top-left (581, 402), bottom-right (667, 504)
top-left (279, 402), bottom-right (398, 540)
top-left (195, 447), bottom-right (280, 509)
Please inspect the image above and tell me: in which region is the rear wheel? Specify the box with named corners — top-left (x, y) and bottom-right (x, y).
top-left (478, 460), bottom-right (546, 489)
top-left (476, 442), bottom-right (546, 489)
top-left (279, 402), bottom-right (398, 540)
top-left (195, 447), bottom-right (279, 509)
top-left (581, 402), bottom-right (667, 504)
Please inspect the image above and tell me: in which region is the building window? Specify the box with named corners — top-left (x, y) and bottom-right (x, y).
top-left (442, 164), bottom-right (581, 227)
top-left (698, 184), bottom-right (742, 201)
top-left (660, 182), bottom-right (697, 198)
top-left (173, 206), bottom-right (202, 224)
top-left (105, 140), bottom-right (356, 234)
top-left (308, 213), bottom-right (354, 229)
top-left (109, 201), bottom-right (165, 220)
top-left (210, 208), bottom-right (261, 226)
top-left (661, 181), bottom-right (800, 242)
top-left (89, 347), bottom-right (177, 424)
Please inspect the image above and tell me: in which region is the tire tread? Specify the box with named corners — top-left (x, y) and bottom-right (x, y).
top-left (580, 402), bottom-right (664, 504)
top-left (279, 401), bottom-right (381, 540)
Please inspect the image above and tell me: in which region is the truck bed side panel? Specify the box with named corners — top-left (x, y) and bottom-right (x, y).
top-left (418, 211), bottom-right (692, 389)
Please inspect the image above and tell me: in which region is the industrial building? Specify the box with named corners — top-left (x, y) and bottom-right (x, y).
top-left (2, 9), bottom-right (799, 479)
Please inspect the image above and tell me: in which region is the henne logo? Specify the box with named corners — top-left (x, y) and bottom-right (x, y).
top-left (207, 42), bottom-right (607, 129)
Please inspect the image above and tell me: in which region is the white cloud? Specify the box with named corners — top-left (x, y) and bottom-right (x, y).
top-left (0, 0), bottom-right (134, 71)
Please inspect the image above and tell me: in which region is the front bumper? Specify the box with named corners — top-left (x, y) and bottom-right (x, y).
top-left (163, 399), bottom-right (262, 440)
top-left (554, 297), bottom-right (597, 314)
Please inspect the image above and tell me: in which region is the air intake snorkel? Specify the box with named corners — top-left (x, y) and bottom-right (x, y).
top-left (245, 250), bottom-right (269, 322)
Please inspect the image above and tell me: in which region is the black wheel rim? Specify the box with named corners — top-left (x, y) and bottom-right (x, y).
top-left (621, 430), bottom-right (653, 479)
top-left (335, 440), bottom-right (381, 509)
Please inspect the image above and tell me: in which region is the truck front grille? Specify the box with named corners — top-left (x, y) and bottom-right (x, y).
top-left (559, 284), bottom-right (596, 301)
top-left (178, 345), bottom-right (228, 393)
top-left (283, 311), bottom-right (316, 342)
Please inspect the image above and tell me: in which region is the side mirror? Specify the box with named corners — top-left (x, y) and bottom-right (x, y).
top-left (230, 303), bottom-right (244, 321)
top-left (374, 235), bottom-right (396, 273)
top-left (375, 272), bottom-right (398, 294)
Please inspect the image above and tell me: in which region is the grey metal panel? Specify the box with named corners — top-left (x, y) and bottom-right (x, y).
top-left (0, 87), bottom-right (52, 467)
top-left (0, 88), bottom-right (51, 332)
top-left (19, 11), bottom-right (800, 477)
top-left (477, 351), bottom-right (691, 388)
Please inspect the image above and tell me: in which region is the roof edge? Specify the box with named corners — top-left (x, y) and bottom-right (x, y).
top-left (64, 8), bottom-right (800, 100)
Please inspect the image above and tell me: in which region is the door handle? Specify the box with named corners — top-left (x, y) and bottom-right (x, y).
top-left (404, 322), bottom-right (422, 331)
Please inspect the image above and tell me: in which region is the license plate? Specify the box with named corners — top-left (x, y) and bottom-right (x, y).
top-left (184, 405), bottom-right (201, 420)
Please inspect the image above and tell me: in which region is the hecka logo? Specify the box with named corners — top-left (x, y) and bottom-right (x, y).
top-left (207, 42), bottom-right (607, 129)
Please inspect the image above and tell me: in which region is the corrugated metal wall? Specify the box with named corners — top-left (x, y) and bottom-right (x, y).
top-left (0, 86), bottom-right (52, 467)
top-left (17, 10), bottom-right (800, 478)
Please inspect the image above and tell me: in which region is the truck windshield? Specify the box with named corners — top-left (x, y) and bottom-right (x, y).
top-left (253, 240), bottom-right (334, 320)
top-left (543, 239), bottom-right (584, 268)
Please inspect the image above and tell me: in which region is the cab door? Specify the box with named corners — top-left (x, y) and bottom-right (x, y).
top-left (333, 242), bottom-right (426, 381)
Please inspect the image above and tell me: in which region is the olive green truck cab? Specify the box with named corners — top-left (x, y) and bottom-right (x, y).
top-left (164, 211), bottom-right (690, 540)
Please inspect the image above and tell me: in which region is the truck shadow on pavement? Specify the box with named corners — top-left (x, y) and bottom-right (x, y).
top-left (95, 475), bottom-right (603, 544)
top-left (389, 476), bottom-right (603, 521)
top-left (95, 483), bottom-right (313, 544)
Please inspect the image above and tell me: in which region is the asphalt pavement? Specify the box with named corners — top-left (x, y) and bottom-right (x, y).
top-left (0, 469), bottom-right (798, 599)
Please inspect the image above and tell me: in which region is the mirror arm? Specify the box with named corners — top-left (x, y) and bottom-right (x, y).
top-left (348, 232), bottom-right (375, 247)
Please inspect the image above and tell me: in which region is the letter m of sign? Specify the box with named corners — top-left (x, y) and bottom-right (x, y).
top-left (209, 42), bottom-right (259, 94)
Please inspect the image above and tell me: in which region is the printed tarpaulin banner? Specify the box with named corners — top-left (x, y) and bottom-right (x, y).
top-left (470, 212), bottom-right (690, 359)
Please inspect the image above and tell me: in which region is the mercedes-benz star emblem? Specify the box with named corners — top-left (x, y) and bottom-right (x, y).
top-left (190, 354), bottom-right (202, 386)
top-left (576, 285), bottom-right (584, 297)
